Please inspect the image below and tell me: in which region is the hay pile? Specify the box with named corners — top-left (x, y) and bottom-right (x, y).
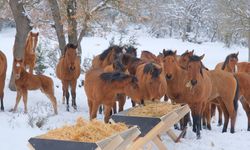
top-left (127, 101), bottom-right (180, 117)
top-left (39, 117), bottom-right (128, 142)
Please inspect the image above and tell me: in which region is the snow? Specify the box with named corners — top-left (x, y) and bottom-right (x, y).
top-left (0, 28), bottom-right (250, 150)
top-left (31, 27), bottom-right (39, 33)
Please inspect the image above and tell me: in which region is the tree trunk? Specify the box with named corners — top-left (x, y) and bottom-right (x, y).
top-left (8, 0), bottom-right (32, 91)
top-left (48, 0), bottom-right (66, 55)
top-left (248, 29), bottom-right (250, 62)
top-left (67, 0), bottom-right (78, 45)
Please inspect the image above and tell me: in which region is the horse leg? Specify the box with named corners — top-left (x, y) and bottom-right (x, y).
top-left (22, 90), bottom-right (28, 113)
top-left (63, 81), bottom-right (70, 111)
top-left (71, 80), bottom-right (77, 110)
top-left (131, 100), bottom-right (136, 107)
top-left (217, 105), bottom-right (223, 126)
top-left (47, 94), bottom-right (58, 115)
top-left (211, 103), bottom-right (216, 118)
top-left (239, 97), bottom-right (250, 131)
top-left (219, 100), bottom-right (229, 132)
top-left (13, 91), bottom-right (22, 112)
top-left (112, 101), bottom-right (117, 114)
top-left (104, 105), bottom-right (112, 123)
top-left (190, 103), bottom-right (202, 139)
top-left (0, 92), bottom-right (4, 111)
top-left (118, 94), bottom-right (126, 112)
top-left (90, 102), bottom-right (99, 120)
top-left (223, 96), bottom-right (237, 133)
top-left (206, 104), bottom-right (212, 130)
top-left (87, 99), bottom-right (93, 119)
top-left (164, 94), bottom-right (168, 101)
top-left (98, 105), bottom-right (103, 114)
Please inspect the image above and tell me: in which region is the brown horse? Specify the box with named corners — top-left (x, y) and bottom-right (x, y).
top-left (84, 69), bottom-right (142, 123)
top-left (0, 50), bottom-right (7, 111)
top-left (56, 43), bottom-right (80, 111)
top-left (178, 50), bottom-right (194, 69)
top-left (24, 31), bottom-right (39, 74)
top-left (162, 50), bottom-right (239, 138)
top-left (140, 50), bottom-right (161, 64)
top-left (12, 58), bottom-right (57, 114)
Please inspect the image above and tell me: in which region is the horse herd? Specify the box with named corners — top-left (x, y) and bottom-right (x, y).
top-left (1, 30), bottom-right (250, 140)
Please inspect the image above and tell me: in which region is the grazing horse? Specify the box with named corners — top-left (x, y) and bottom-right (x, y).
top-left (0, 50), bottom-right (7, 111)
top-left (12, 58), bottom-right (57, 114)
top-left (92, 45), bottom-right (125, 69)
top-left (24, 31), bottom-right (39, 74)
top-left (56, 43), bottom-right (80, 111)
top-left (84, 69), bottom-right (142, 123)
top-left (162, 50), bottom-right (239, 138)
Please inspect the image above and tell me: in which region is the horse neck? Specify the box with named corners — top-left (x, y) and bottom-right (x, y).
top-left (25, 35), bottom-right (37, 53)
top-left (225, 64), bottom-right (235, 73)
top-left (17, 68), bottom-right (29, 80)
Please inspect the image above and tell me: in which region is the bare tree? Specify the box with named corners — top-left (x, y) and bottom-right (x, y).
top-left (8, 0), bottom-right (32, 90)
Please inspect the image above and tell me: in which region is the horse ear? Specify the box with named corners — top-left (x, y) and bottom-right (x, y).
top-left (199, 54), bottom-right (205, 60)
top-left (191, 49), bottom-right (194, 54)
top-left (173, 50), bottom-right (177, 55)
top-left (163, 49), bottom-right (166, 53)
top-left (236, 51), bottom-right (239, 56)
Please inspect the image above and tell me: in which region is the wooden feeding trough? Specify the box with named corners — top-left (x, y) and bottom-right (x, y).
top-left (28, 120), bottom-right (141, 150)
top-left (111, 103), bottom-right (190, 150)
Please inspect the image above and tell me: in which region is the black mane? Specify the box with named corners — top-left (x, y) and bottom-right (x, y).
top-left (64, 43), bottom-right (78, 55)
top-left (121, 54), bottom-right (141, 66)
top-left (143, 63), bottom-right (162, 79)
top-left (125, 46), bottom-right (137, 57)
top-left (100, 72), bottom-right (130, 82)
top-left (189, 55), bottom-right (201, 62)
top-left (163, 50), bottom-right (175, 57)
top-left (99, 45), bottom-right (123, 61)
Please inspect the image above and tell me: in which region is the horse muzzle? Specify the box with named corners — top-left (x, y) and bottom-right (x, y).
top-left (68, 66), bottom-right (75, 72)
top-left (15, 74), bottom-right (20, 80)
top-left (191, 79), bottom-right (197, 86)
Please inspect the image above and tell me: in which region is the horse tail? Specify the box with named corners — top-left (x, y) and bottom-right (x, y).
top-left (233, 75), bottom-right (239, 112)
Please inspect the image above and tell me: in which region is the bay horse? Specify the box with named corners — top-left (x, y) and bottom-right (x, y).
top-left (140, 50), bottom-right (161, 64)
top-left (12, 58), bottom-right (57, 114)
top-left (24, 31), bottom-right (39, 74)
top-left (178, 50), bottom-right (194, 69)
top-left (0, 50), bottom-right (7, 111)
top-left (162, 50), bottom-right (239, 138)
top-left (56, 43), bottom-right (80, 111)
top-left (84, 69), bottom-right (142, 123)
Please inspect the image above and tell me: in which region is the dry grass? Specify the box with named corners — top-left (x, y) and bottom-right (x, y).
top-left (127, 101), bottom-right (180, 117)
top-left (39, 117), bottom-right (128, 143)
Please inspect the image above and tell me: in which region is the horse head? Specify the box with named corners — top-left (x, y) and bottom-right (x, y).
top-left (222, 52), bottom-right (239, 72)
top-left (187, 54), bottom-right (205, 86)
top-left (125, 45), bottom-right (137, 57)
top-left (14, 57), bottom-right (25, 79)
top-left (162, 49), bottom-right (178, 80)
top-left (179, 50), bottom-right (194, 69)
top-left (64, 43), bottom-right (78, 73)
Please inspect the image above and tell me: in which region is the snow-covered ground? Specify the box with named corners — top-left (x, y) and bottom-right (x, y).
top-left (0, 28), bottom-right (250, 150)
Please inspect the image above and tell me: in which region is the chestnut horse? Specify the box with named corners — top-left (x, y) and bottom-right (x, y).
top-left (24, 31), bottom-right (39, 74)
top-left (162, 50), bottom-right (239, 138)
top-left (0, 50), bottom-right (7, 111)
top-left (12, 58), bottom-right (57, 114)
top-left (140, 50), bottom-right (161, 64)
top-left (84, 69), bottom-right (142, 123)
top-left (56, 43), bottom-right (80, 111)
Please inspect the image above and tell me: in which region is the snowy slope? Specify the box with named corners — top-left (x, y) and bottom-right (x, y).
top-left (0, 28), bottom-right (250, 150)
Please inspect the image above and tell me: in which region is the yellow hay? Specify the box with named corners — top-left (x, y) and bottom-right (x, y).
top-left (39, 117), bottom-right (128, 143)
top-left (127, 101), bottom-right (180, 117)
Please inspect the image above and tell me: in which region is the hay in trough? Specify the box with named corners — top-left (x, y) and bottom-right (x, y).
top-left (127, 101), bottom-right (180, 117)
top-left (39, 117), bottom-right (128, 142)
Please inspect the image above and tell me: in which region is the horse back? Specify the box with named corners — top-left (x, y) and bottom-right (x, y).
top-left (237, 62), bottom-right (250, 73)
top-left (141, 51), bottom-right (160, 64)
top-left (214, 62), bottom-right (223, 70)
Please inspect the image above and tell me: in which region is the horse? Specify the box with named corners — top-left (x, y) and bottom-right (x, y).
top-left (215, 52), bottom-right (239, 73)
top-left (56, 43), bottom-right (80, 111)
top-left (84, 69), bottom-right (142, 123)
top-left (135, 62), bottom-right (167, 101)
top-left (0, 50), bottom-right (7, 111)
top-left (162, 50), bottom-right (239, 138)
top-left (12, 58), bottom-right (57, 114)
top-left (24, 31), bottom-right (39, 74)
top-left (124, 45), bottom-right (137, 57)
top-left (178, 50), bottom-right (194, 69)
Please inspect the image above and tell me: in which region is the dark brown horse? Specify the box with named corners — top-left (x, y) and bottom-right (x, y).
top-left (84, 69), bottom-right (142, 123)
top-left (162, 50), bottom-right (239, 138)
top-left (12, 58), bottom-right (57, 114)
top-left (56, 43), bottom-right (80, 111)
top-left (24, 31), bottom-right (39, 74)
top-left (0, 50), bottom-right (7, 111)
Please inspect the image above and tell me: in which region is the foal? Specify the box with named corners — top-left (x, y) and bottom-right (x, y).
top-left (12, 58), bottom-right (57, 114)
top-left (24, 31), bottom-right (39, 74)
top-left (0, 50), bottom-right (7, 111)
top-left (56, 43), bottom-right (80, 111)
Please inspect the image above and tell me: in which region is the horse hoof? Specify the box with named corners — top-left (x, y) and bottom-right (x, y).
top-left (202, 125), bottom-right (207, 129)
top-left (207, 126), bottom-right (212, 130)
top-left (196, 135), bottom-right (201, 140)
top-left (1, 107), bottom-right (4, 111)
top-left (230, 129), bottom-right (235, 133)
top-left (222, 129), bottom-right (227, 133)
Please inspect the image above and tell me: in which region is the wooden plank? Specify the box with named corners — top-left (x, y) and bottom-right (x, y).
top-left (100, 135), bottom-right (123, 150)
top-left (152, 136), bottom-right (168, 150)
top-left (166, 129), bottom-right (178, 142)
top-left (127, 112), bottom-right (178, 150)
top-left (116, 127), bottom-right (141, 150)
